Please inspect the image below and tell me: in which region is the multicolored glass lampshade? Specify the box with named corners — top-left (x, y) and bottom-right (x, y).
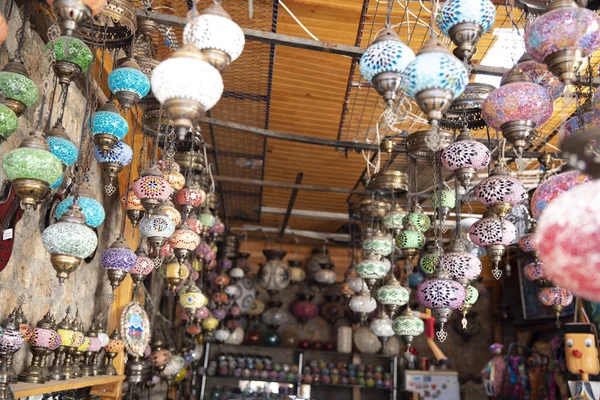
top-left (402, 37), bottom-right (468, 123)
top-left (441, 241), bottom-right (482, 281)
top-left (107, 58), bottom-right (151, 111)
top-left (174, 184), bottom-right (206, 216)
top-left (515, 54), bottom-right (564, 100)
top-left (0, 59), bottom-right (39, 115)
top-left (0, 103), bottom-right (18, 140)
top-left (179, 284), bottom-right (206, 315)
top-left (468, 214), bottom-right (517, 247)
top-left (376, 275), bottom-right (409, 316)
top-left (46, 36), bottom-right (93, 85)
top-left (396, 224), bottom-right (426, 261)
top-left (50, 175), bottom-right (64, 190)
top-left (133, 165), bottom-right (172, 214)
top-left (199, 212), bottom-right (216, 230)
top-left (359, 28), bottom-right (415, 105)
top-left (92, 101), bottom-right (129, 152)
top-left (47, 125), bottom-right (78, 167)
top-left (530, 170), bottom-right (591, 219)
top-left (518, 233), bottom-right (537, 252)
top-left (162, 169), bottom-right (186, 192)
top-left (139, 210), bottom-right (176, 239)
top-left (55, 185), bottom-right (105, 228)
top-left (101, 236), bottom-right (137, 290)
top-left (161, 201), bottom-right (182, 226)
top-left (525, 0), bottom-right (600, 84)
top-left (558, 103), bottom-right (600, 145)
top-left (474, 167), bottom-right (527, 217)
top-left (430, 187), bottom-right (456, 210)
top-left (292, 294), bottom-right (319, 323)
top-left (537, 286), bottom-right (573, 307)
top-left (536, 180), bottom-right (600, 301)
top-left (201, 316), bottom-right (218, 332)
top-left (94, 140), bottom-right (133, 186)
top-left (482, 67), bottom-right (553, 153)
top-left (464, 285), bottom-right (479, 305)
top-left (419, 248), bottom-right (441, 275)
top-left (169, 225), bottom-right (201, 264)
top-left (362, 230), bottom-right (393, 257)
top-left (382, 204), bottom-right (406, 231)
top-left (524, 261), bottom-right (545, 281)
top-left (392, 308), bottom-right (425, 339)
top-left (162, 262), bottom-right (191, 292)
top-left (183, 2), bottom-right (245, 71)
top-left (436, 0), bottom-right (496, 60)
top-left (130, 248), bottom-right (154, 285)
top-left (441, 127), bottom-right (491, 189)
top-left (403, 207), bottom-right (431, 232)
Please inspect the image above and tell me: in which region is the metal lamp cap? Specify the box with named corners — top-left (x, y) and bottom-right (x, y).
top-left (500, 66), bottom-right (531, 86)
top-left (58, 204), bottom-right (87, 225)
top-left (119, 57), bottom-right (142, 71)
top-left (37, 309), bottom-right (57, 330)
top-left (172, 44), bottom-right (208, 62)
top-left (3, 58), bottom-right (29, 77)
top-left (100, 101), bottom-right (121, 114)
top-left (48, 124), bottom-right (71, 141)
top-left (447, 238), bottom-right (467, 252)
top-left (418, 37), bottom-right (452, 55)
top-left (373, 28), bottom-right (403, 44)
top-left (109, 236), bottom-right (131, 250)
top-left (141, 165), bottom-right (163, 178)
top-left (110, 328), bottom-right (122, 341)
top-left (20, 130), bottom-right (51, 151)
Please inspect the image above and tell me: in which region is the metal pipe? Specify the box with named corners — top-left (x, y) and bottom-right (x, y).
top-left (213, 175), bottom-right (368, 194)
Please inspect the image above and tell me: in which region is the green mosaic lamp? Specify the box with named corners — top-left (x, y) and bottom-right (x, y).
top-left (0, 59), bottom-right (39, 116)
top-left (402, 203), bottom-right (431, 232)
top-left (396, 222), bottom-right (426, 262)
top-left (419, 247), bottom-right (442, 275)
top-left (430, 185), bottom-right (456, 226)
top-left (46, 36), bottom-right (93, 86)
top-left (0, 103), bottom-right (18, 141)
top-left (2, 130), bottom-right (63, 210)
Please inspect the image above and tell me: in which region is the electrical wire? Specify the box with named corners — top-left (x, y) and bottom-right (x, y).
top-left (279, 0), bottom-right (320, 41)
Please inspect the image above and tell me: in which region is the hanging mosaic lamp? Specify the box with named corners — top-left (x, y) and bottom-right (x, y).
top-left (46, 36), bottom-right (93, 86)
top-left (315, 262), bottom-right (337, 285)
top-left (392, 307), bottom-right (425, 359)
top-left (515, 53), bottom-right (565, 100)
top-left (356, 254), bottom-right (391, 290)
top-left (474, 164), bottom-right (527, 218)
top-left (151, 45), bottom-right (223, 131)
top-left (101, 236), bottom-right (137, 291)
top-left (530, 170), bottom-right (591, 219)
top-left (441, 127), bottom-right (491, 189)
top-left (149, 340), bottom-right (172, 373)
top-left (199, 211), bottom-right (216, 235)
top-left (183, 2), bottom-right (245, 72)
top-left (402, 204), bottom-right (431, 232)
top-left (47, 125), bottom-right (78, 169)
top-left (2, 130), bottom-right (62, 210)
top-left (55, 183), bottom-right (105, 228)
top-left (94, 140), bottom-right (133, 188)
top-left (42, 203), bottom-right (98, 284)
top-left (258, 250), bottom-right (290, 295)
top-left (179, 284), bottom-right (206, 322)
top-left (162, 262), bottom-right (190, 293)
top-left (558, 101), bottom-right (600, 144)
top-left (174, 182), bottom-right (206, 218)
top-left (396, 222), bottom-right (426, 262)
top-left (382, 203), bottom-right (406, 234)
top-left (169, 224), bottom-right (201, 265)
top-left (123, 187), bottom-right (145, 229)
top-left (376, 275), bottom-right (409, 317)
top-left (201, 316), bottom-right (219, 335)
top-left (133, 165), bottom-right (172, 215)
top-left (362, 230), bottom-right (393, 258)
top-left (417, 268), bottom-right (466, 341)
top-left (370, 311), bottom-right (395, 347)
top-left (130, 247), bottom-right (154, 287)
top-left (0, 103), bottom-right (18, 141)
top-left (436, 0), bottom-right (496, 60)
top-left (460, 284), bottom-right (479, 329)
top-left (291, 294), bottom-right (319, 323)
top-left (402, 37), bottom-right (468, 125)
top-left (160, 164), bottom-right (185, 192)
top-left (108, 58), bottom-right (150, 112)
top-left (139, 208), bottom-right (176, 256)
top-left (0, 58), bottom-right (39, 116)
top-left (441, 239), bottom-right (482, 285)
top-left (482, 66), bottom-right (553, 153)
top-left (537, 286), bottom-right (573, 326)
top-left (524, 260), bottom-right (548, 286)
top-left (535, 180), bottom-right (600, 301)
top-left (162, 200), bottom-right (182, 226)
top-left (349, 289), bottom-right (377, 324)
top-left (430, 185), bottom-right (456, 225)
top-left (518, 221), bottom-right (537, 252)
top-left (468, 211), bottom-right (517, 279)
top-left (525, 0), bottom-right (600, 84)
top-left (419, 247), bottom-right (442, 275)
top-left (46, 0), bottom-right (106, 35)
top-left (359, 28), bottom-right (415, 106)
top-left (92, 101), bottom-right (129, 154)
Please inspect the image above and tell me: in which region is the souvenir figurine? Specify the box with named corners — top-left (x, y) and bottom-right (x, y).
top-left (565, 323), bottom-right (600, 400)
top-left (481, 343), bottom-right (506, 398)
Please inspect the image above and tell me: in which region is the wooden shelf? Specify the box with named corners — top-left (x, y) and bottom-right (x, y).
top-left (10, 375), bottom-right (125, 398)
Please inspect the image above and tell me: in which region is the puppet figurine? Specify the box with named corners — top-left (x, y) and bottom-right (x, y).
top-left (565, 323), bottom-right (600, 400)
top-left (482, 343), bottom-right (506, 398)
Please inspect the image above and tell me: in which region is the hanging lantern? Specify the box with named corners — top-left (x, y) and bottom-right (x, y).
top-left (46, 36), bottom-right (93, 86)
top-left (287, 260), bottom-right (305, 284)
top-left (524, 260), bottom-right (548, 286)
top-left (162, 200), bottom-right (182, 226)
top-left (160, 165), bottom-right (186, 192)
top-left (3, 130), bottom-right (62, 209)
top-left (94, 140), bottom-right (133, 188)
top-left (430, 185), bottom-right (456, 224)
top-left (375, 275), bottom-right (409, 317)
top-left (214, 328), bottom-right (231, 343)
top-left (130, 247), bottom-right (154, 287)
top-left (258, 250), bottom-right (290, 294)
top-left (420, 247), bottom-right (442, 275)
top-left (320, 295), bottom-right (345, 323)
top-left (175, 182), bottom-right (206, 218)
top-left (92, 101), bottom-right (129, 154)
top-left (402, 205), bottom-right (431, 232)
top-left (396, 223), bottom-right (426, 262)
top-left (468, 212), bottom-right (517, 279)
top-left (536, 180), bottom-right (600, 301)
top-left (515, 53), bottom-right (565, 100)
top-left (518, 224), bottom-right (537, 253)
top-left (292, 294), bottom-right (319, 323)
top-left (186, 216), bottom-right (203, 236)
top-left (55, 184), bottom-right (105, 228)
top-left (525, 0), bottom-right (600, 84)
top-left (460, 285), bottom-right (479, 329)
top-left (558, 101), bottom-right (600, 145)
top-left (441, 239), bottom-right (482, 285)
top-left (201, 316), bottom-right (219, 335)
top-left (46, 0), bottom-right (106, 35)
top-left (402, 37), bottom-right (468, 125)
top-left (179, 284), bottom-right (206, 321)
top-left (392, 307), bottom-right (424, 359)
top-left (183, 2), bottom-right (245, 72)
top-left (440, 127), bottom-right (491, 189)
top-left (149, 340), bottom-right (171, 373)
top-left (0, 58), bottom-right (39, 116)
top-left (537, 286), bottom-right (573, 325)
top-left (306, 248), bottom-right (333, 280)
top-left (356, 254), bottom-right (391, 290)
top-left (362, 230), bottom-right (393, 258)
top-left (369, 312), bottom-right (395, 347)
top-left (133, 165), bottom-right (172, 215)
top-left (436, 0), bottom-right (496, 60)
top-left (101, 236), bottom-right (137, 290)
top-left (474, 166), bottom-right (526, 218)
top-left (315, 262), bottom-right (337, 285)
top-left (530, 170), bottom-right (591, 219)
top-left (108, 58), bottom-right (150, 111)
top-left (47, 125), bottom-right (78, 169)
top-left (162, 263), bottom-right (190, 293)
top-left (482, 66), bottom-right (553, 154)
top-left (169, 224), bottom-right (201, 265)
top-left (123, 188), bottom-right (145, 228)
top-left (199, 211), bottom-right (216, 234)
top-left (140, 209), bottom-right (176, 255)
top-left (349, 289), bottom-right (377, 323)
top-left (417, 269), bottom-right (466, 341)
top-left (42, 204), bottom-right (98, 284)
top-left (359, 28), bottom-right (415, 106)
top-left (0, 103), bottom-right (18, 141)
top-left (382, 203), bottom-right (406, 234)
top-left (151, 45), bottom-right (223, 131)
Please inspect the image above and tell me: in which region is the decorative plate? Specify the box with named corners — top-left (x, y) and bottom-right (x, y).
top-left (120, 301), bottom-right (151, 357)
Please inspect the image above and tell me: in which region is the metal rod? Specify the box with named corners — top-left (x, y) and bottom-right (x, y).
top-left (280, 173), bottom-right (303, 239)
top-left (213, 175), bottom-right (368, 194)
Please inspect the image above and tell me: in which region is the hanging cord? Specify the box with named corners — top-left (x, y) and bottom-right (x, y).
top-left (55, 85), bottom-right (70, 126)
top-left (14, 0), bottom-right (28, 60)
top-left (44, 76), bottom-right (58, 133)
top-left (407, 156), bottom-right (414, 211)
top-left (279, 0), bottom-right (319, 41)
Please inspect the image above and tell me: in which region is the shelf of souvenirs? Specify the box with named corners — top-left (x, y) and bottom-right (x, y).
top-left (9, 375), bottom-right (125, 398)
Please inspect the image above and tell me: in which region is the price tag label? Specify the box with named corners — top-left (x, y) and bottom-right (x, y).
top-left (3, 229), bottom-right (13, 241)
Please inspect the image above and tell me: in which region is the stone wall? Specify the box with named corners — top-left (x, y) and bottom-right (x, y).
top-left (0, 7), bottom-right (120, 372)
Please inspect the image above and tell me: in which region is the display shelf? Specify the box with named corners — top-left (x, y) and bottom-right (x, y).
top-left (206, 375), bottom-right (297, 385)
top-left (311, 382), bottom-right (391, 391)
top-left (211, 343), bottom-right (394, 360)
top-left (9, 375), bottom-right (125, 398)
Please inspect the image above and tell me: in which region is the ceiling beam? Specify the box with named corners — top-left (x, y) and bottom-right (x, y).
top-left (214, 175), bottom-right (368, 194)
top-left (233, 225), bottom-right (351, 241)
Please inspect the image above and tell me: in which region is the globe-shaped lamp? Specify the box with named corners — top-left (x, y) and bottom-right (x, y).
top-left (94, 140), bottom-right (132, 186)
top-left (441, 239), bottom-right (482, 284)
top-left (356, 254), bottom-right (391, 290)
top-left (133, 165), bottom-right (172, 214)
top-left (47, 125), bottom-right (78, 168)
top-left (0, 103), bottom-right (18, 141)
top-left (474, 166), bottom-right (527, 217)
top-left (530, 170), bottom-right (591, 219)
top-left (396, 223), bottom-right (426, 262)
top-left (55, 183), bottom-right (105, 228)
top-left (108, 58), bottom-right (150, 111)
top-left (376, 275), bottom-right (409, 316)
top-left (0, 59), bottom-right (39, 116)
top-left (101, 236), bottom-right (137, 290)
top-left (362, 230), bottom-right (393, 257)
top-left (140, 208), bottom-right (176, 255)
top-left (392, 308), bottom-right (425, 358)
top-left (515, 53), bottom-right (564, 100)
top-left (441, 127), bottom-right (491, 189)
top-left (46, 36), bottom-right (93, 86)
top-left (92, 101), bottom-right (128, 153)
top-left (169, 225), bottom-right (201, 265)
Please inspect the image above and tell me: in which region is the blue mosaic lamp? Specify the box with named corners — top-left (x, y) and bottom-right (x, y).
top-left (94, 140), bottom-right (132, 192)
top-left (92, 101), bottom-right (129, 153)
top-left (47, 124), bottom-right (78, 168)
top-left (55, 183), bottom-right (105, 228)
top-left (402, 37), bottom-right (468, 126)
top-left (50, 174), bottom-right (64, 190)
top-left (107, 58), bottom-right (150, 112)
top-left (359, 28), bottom-right (415, 106)
top-left (437, 0), bottom-right (496, 61)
